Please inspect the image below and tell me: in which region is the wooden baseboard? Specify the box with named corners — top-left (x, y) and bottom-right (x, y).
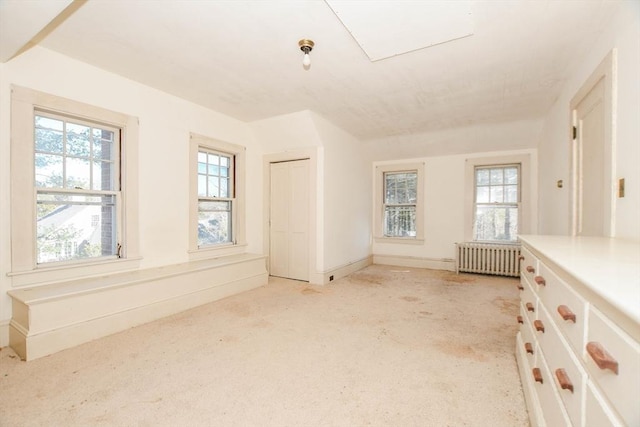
top-left (373, 254), bottom-right (455, 271)
top-left (0, 319), bottom-right (10, 348)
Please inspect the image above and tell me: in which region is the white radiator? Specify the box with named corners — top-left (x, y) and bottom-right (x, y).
top-left (455, 242), bottom-right (521, 277)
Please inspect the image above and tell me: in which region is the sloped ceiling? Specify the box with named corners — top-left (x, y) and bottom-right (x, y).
top-left (2, 0), bottom-right (624, 140)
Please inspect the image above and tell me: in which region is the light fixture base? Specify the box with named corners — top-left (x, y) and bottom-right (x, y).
top-left (298, 39), bottom-right (315, 53)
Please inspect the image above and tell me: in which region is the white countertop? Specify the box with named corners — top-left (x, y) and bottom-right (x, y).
top-left (519, 235), bottom-right (640, 325)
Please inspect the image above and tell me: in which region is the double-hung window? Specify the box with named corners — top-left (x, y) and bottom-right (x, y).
top-left (189, 133), bottom-right (246, 256)
top-left (473, 164), bottom-right (519, 242)
top-left (34, 112), bottom-right (121, 264)
top-left (197, 149), bottom-right (234, 246)
top-left (10, 86), bottom-right (139, 285)
top-left (374, 163), bottom-right (424, 242)
top-left (383, 171), bottom-right (417, 237)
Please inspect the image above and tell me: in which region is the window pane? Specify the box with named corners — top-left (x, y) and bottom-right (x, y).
top-left (198, 152), bottom-right (207, 163)
top-left (476, 186), bottom-right (489, 203)
top-left (198, 174), bottom-right (207, 197)
top-left (66, 157), bottom-right (90, 189)
top-left (93, 137), bottom-right (113, 161)
top-left (220, 156), bottom-right (229, 167)
top-left (35, 115), bottom-right (63, 131)
top-left (198, 201), bottom-right (231, 246)
top-left (505, 185), bottom-right (518, 203)
top-left (385, 172), bottom-right (416, 204)
top-left (207, 176), bottom-right (219, 197)
top-left (35, 154), bottom-right (63, 188)
top-left (220, 177), bottom-right (229, 198)
top-left (92, 161), bottom-right (113, 191)
top-left (490, 168), bottom-right (503, 184)
top-left (476, 169), bottom-right (490, 185)
top-left (208, 153), bottom-right (219, 166)
top-left (208, 164), bottom-right (219, 175)
top-left (66, 123), bottom-right (91, 157)
top-left (505, 167), bottom-right (518, 184)
top-left (220, 166), bottom-right (229, 177)
top-left (198, 162), bottom-right (207, 174)
top-left (490, 186), bottom-right (503, 203)
top-left (36, 192), bottom-right (117, 263)
top-left (384, 205), bottom-right (416, 237)
top-left (35, 128), bottom-right (64, 153)
top-left (474, 205), bottom-right (518, 242)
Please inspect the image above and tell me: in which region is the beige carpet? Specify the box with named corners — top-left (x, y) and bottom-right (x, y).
top-left (0, 265), bottom-right (528, 426)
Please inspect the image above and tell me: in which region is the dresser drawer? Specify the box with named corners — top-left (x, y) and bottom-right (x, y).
top-left (520, 279), bottom-right (538, 324)
top-left (585, 307), bottom-right (640, 426)
top-left (584, 381), bottom-right (624, 427)
top-left (533, 350), bottom-right (571, 427)
top-left (536, 262), bottom-right (587, 353)
top-left (519, 304), bottom-right (537, 367)
top-left (537, 305), bottom-right (586, 427)
top-left (520, 246), bottom-right (539, 287)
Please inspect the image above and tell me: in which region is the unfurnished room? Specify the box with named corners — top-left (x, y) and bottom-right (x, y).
top-left (0, 0), bottom-right (638, 426)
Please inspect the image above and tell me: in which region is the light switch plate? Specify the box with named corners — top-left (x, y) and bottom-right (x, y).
top-left (619, 178), bottom-right (625, 198)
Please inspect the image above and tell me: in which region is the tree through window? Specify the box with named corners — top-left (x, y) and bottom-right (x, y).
top-left (474, 165), bottom-right (519, 242)
top-left (34, 112), bottom-right (120, 263)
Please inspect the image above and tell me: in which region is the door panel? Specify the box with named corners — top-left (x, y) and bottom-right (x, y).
top-left (575, 78), bottom-right (606, 236)
top-left (269, 160), bottom-right (309, 281)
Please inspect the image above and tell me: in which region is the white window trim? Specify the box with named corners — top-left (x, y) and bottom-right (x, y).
top-left (472, 163), bottom-right (521, 243)
top-left (464, 153), bottom-right (535, 242)
top-left (374, 162), bottom-right (425, 244)
top-left (9, 85), bottom-right (140, 287)
top-left (188, 133), bottom-right (246, 260)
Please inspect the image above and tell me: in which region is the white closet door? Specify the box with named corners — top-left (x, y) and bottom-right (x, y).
top-left (269, 159), bottom-right (309, 281)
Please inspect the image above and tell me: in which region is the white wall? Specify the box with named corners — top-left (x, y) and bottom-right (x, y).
top-left (367, 118), bottom-right (543, 159)
top-left (372, 149), bottom-right (537, 266)
top-left (0, 47), bottom-right (263, 344)
top-left (251, 110), bottom-right (372, 279)
top-left (537, 1), bottom-right (640, 240)
top-left (310, 112), bottom-right (372, 271)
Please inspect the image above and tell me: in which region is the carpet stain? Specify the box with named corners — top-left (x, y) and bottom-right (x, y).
top-left (492, 296), bottom-right (518, 314)
top-left (401, 296), bottom-right (421, 302)
top-left (301, 287), bottom-right (321, 295)
top-left (251, 319), bottom-right (273, 328)
top-left (223, 302), bottom-right (251, 317)
top-left (349, 272), bottom-right (384, 286)
top-left (435, 340), bottom-right (488, 362)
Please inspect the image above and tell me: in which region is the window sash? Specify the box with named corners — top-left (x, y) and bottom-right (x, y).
top-left (197, 147), bottom-right (235, 247)
top-left (383, 170), bottom-right (417, 238)
top-left (33, 111), bottom-right (122, 265)
top-left (473, 164), bottom-right (520, 242)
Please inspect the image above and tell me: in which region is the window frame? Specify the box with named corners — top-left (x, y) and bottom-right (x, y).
top-left (189, 133), bottom-right (246, 259)
top-left (33, 110), bottom-right (122, 265)
top-left (463, 153), bottom-right (536, 243)
top-left (9, 85), bottom-right (140, 287)
top-left (374, 162), bottom-right (425, 244)
top-left (472, 163), bottom-right (521, 243)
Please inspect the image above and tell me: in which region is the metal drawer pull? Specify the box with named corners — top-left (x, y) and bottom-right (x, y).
top-left (557, 305), bottom-right (576, 323)
top-left (532, 368), bottom-right (543, 384)
top-left (517, 283), bottom-right (524, 291)
top-left (526, 266), bottom-right (535, 273)
top-left (534, 276), bottom-right (546, 286)
top-left (525, 342), bottom-right (534, 354)
top-left (517, 316), bottom-right (523, 324)
top-left (519, 255), bottom-right (525, 261)
top-left (586, 342), bottom-right (619, 375)
top-left (526, 302), bottom-right (535, 312)
top-left (534, 319), bottom-right (545, 333)
top-left (555, 369), bottom-right (574, 393)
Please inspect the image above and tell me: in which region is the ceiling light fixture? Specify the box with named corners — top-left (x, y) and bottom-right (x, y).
top-left (298, 39), bottom-right (314, 69)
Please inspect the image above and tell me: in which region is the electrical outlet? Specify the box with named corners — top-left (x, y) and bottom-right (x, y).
top-left (329, 275), bottom-right (334, 281)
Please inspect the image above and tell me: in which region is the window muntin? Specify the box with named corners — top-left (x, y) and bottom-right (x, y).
top-left (197, 149), bottom-right (234, 246)
top-left (474, 165), bottom-right (519, 242)
top-left (34, 112), bottom-right (120, 264)
top-left (383, 171), bottom-right (417, 238)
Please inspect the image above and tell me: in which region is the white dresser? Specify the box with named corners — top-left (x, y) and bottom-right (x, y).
top-left (516, 235), bottom-right (640, 427)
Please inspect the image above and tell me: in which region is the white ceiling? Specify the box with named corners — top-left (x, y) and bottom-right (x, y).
top-left (4, 0), bottom-right (623, 140)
